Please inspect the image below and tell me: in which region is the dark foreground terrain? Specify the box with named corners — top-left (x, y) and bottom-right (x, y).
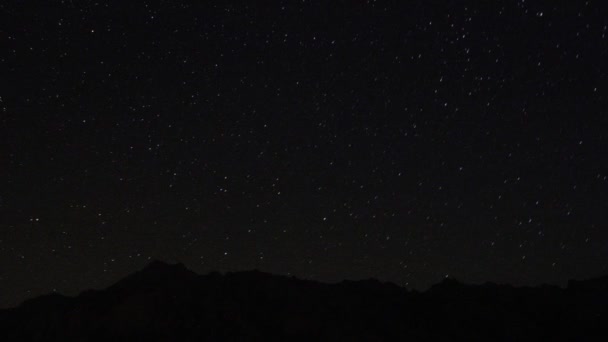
top-left (1, 261), bottom-right (607, 341)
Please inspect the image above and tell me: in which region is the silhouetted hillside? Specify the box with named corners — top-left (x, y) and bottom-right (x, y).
top-left (2, 261), bottom-right (608, 341)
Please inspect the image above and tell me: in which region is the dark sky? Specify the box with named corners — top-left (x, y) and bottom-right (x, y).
top-left (2, 0), bottom-right (608, 308)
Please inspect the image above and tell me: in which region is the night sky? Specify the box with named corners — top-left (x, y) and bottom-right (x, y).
top-left (2, 1), bottom-right (608, 308)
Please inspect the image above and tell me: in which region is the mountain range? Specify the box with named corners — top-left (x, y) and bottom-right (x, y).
top-left (2, 260), bottom-right (608, 341)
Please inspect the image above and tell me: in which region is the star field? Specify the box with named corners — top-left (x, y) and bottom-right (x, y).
top-left (1, 0), bottom-right (608, 307)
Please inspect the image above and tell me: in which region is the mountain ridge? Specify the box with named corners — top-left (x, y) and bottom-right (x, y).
top-left (2, 260), bottom-right (608, 341)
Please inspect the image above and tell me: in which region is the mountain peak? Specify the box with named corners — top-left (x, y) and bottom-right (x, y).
top-left (137, 260), bottom-right (196, 279)
top-left (142, 260), bottom-right (188, 273)
top-left (429, 277), bottom-right (464, 292)
top-left (107, 260), bottom-right (197, 292)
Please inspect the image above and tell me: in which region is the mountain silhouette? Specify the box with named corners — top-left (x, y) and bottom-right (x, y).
top-left (1, 261), bottom-right (607, 341)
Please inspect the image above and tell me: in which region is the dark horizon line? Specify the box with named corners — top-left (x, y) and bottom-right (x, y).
top-left (5, 258), bottom-right (607, 310)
